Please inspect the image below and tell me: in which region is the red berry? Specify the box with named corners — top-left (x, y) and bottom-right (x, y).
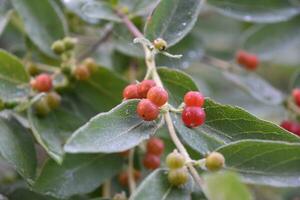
top-left (147, 137), bottom-right (164, 156)
top-left (143, 153), bottom-right (160, 170)
top-left (182, 107), bottom-right (205, 128)
top-left (31, 74), bottom-right (52, 92)
top-left (280, 120), bottom-right (300, 136)
top-left (147, 86), bottom-right (168, 107)
top-left (236, 50), bottom-right (259, 71)
top-left (137, 80), bottom-right (156, 98)
top-left (118, 170), bottom-right (141, 187)
top-left (292, 88), bottom-right (300, 107)
top-left (184, 91), bottom-right (205, 107)
top-left (137, 99), bottom-right (159, 121)
top-left (123, 84), bottom-right (139, 99)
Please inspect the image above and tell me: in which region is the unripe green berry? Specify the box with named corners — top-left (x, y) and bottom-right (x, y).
top-left (51, 40), bottom-right (65, 55)
top-left (63, 37), bottom-right (77, 50)
top-left (205, 152), bottom-right (225, 171)
top-left (46, 92), bottom-right (61, 110)
top-left (34, 97), bottom-right (51, 117)
top-left (168, 168), bottom-right (189, 186)
top-left (153, 38), bottom-right (167, 51)
top-left (166, 150), bottom-right (185, 169)
top-left (83, 58), bottom-right (97, 72)
top-left (26, 63), bottom-right (40, 76)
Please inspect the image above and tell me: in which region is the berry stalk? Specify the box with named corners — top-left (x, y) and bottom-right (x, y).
top-left (116, 9), bottom-right (204, 189)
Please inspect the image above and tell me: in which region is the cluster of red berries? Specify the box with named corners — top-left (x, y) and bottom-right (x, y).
top-left (182, 91), bottom-right (206, 128)
top-left (166, 150), bottom-right (188, 186)
top-left (123, 80), bottom-right (168, 121)
top-left (236, 50), bottom-right (259, 71)
top-left (73, 58), bottom-right (97, 81)
top-left (143, 137), bottom-right (164, 170)
top-left (118, 169), bottom-right (141, 187)
top-left (30, 73), bottom-right (61, 117)
top-left (280, 120), bottom-right (300, 136)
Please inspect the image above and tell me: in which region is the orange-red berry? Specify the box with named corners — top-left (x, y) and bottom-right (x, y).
top-left (31, 74), bottom-right (53, 92)
top-left (143, 153), bottom-right (160, 170)
top-left (74, 65), bottom-right (90, 80)
top-left (236, 50), bottom-right (259, 71)
top-left (182, 107), bottom-right (205, 128)
top-left (137, 80), bottom-right (156, 98)
top-left (123, 84), bottom-right (139, 99)
top-left (293, 88), bottom-right (300, 107)
top-left (147, 86), bottom-right (168, 107)
top-left (146, 137), bottom-right (164, 156)
top-left (118, 170), bottom-right (141, 187)
top-left (137, 99), bottom-right (159, 121)
top-left (184, 91), bottom-right (205, 107)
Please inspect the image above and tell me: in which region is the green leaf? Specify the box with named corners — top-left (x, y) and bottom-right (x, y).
top-left (65, 100), bottom-right (163, 153)
top-left (208, 0), bottom-right (300, 23)
top-left (33, 154), bottom-right (123, 199)
top-left (156, 34), bottom-right (203, 69)
top-left (82, 1), bottom-right (121, 22)
top-left (120, 0), bottom-right (159, 17)
top-left (223, 71), bottom-right (284, 105)
top-left (0, 116), bottom-right (36, 182)
top-left (113, 25), bottom-right (144, 58)
top-left (28, 98), bottom-right (88, 164)
top-left (73, 67), bottom-right (128, 112)
top-left (11, 0), bottom-right (67, 57)
top-left (217, 140), bottom-right (300, 187)
top-left (0, 49), bottom-right (30, 102)
top-left (9, 188), bottom-right (57, 200)
top-left (158, 67), bottom-right (300, 154)
top-left (203, 171), bottom-right (252, 200)
top-left (144, 0), bottom-right (203, 47)
top-left (241, 16), bottom-right (300, 60)
top-left (130, 169), bottom-right (192, 200)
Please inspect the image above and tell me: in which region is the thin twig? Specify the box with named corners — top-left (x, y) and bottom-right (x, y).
top-left (128, 148), bottom-right (136, 193)
top-left (117, 9), bottom-right (205, 189)
top-left (77, 24), bottom-right (114, 61)
top-left (102, 180), bottom-right (111, 198)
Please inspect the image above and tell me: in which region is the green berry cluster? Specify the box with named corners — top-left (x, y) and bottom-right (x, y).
top-left (166, 150), bottom-right (189, 186)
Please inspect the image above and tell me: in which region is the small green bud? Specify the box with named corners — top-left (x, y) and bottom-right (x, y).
top-left (34, 97), bottom-right (51, 117)
top-left (168, 168), bottom-right (189, 186)
top-left (153, 38), bottom-right (167, 51)
top-left (83, 58), bottom-right (97, 72)
top-left (63, 37), bottom-right (77, 50)
top-left (205, 152), bottom-right (225, 171)
top-left (166, 150), bottom-right (185, 169)
top-left (46, 92), bottom-right (61, 110)
top-left (51, 40), bottom-right (65, 55)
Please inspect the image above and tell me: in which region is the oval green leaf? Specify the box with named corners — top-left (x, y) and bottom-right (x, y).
top-left (82, 1), bottom-right (121, 22)
top-left (0, 49), bottom-right (29, 102)
top-left (223, 71), bottom-right (284, 105)
top-left (28, 98), bottom-right (88, 164)
top-left (144, 0), bottom-right (203, 47)
top-left (130, 169), bottom-right (193, 200)
top-left (64, 100), bottom-right (163, 153)
top-left (11, 0), bottom-right (67, 57)
top-left (217, 140), bottom-right (300, 187)
top-left (0, 116), bottom-right (36, 182)
top-left (241, 16), bottom-right (300, 60)
top-left (208, 0), bottom-right (300, 23)
top-left (203, 171), bottom-right (253, 200)
top-left (33, 154), bottom-right (122, 199)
